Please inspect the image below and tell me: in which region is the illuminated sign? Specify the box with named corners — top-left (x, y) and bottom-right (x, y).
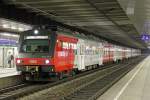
top-left (0, 39), bottom-right (17, 46)
top-left (26, 36), bottom-right (48, 39)
top-left (141, 34), bottom-right (150, 41)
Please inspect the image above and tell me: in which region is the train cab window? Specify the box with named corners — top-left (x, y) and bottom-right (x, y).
top-left (21, 39), bottom-right (49, 53)
top-left (68, 43), bottom-right (77, 54)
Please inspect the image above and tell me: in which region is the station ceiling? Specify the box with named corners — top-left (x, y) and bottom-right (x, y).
top-left (1, 0), bottom-right (147, 49)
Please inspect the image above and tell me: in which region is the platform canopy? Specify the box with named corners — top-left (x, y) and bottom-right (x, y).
top-left (1, 0), bottom-right (148, 49)
top-left (0, 18), bottom-right (32, 33)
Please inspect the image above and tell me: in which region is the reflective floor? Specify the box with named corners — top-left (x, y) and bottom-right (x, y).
top-left (97, 56), bottom-right (150, 100)
top-left (0, 68), bottom-right (19, 78)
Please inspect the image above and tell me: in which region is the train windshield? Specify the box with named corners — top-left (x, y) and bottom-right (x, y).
top-left (21, 39), bottom-right (50, 53)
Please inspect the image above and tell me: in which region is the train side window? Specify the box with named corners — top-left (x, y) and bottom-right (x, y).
top-left (103, 50), bottom-right (105, 55)
top-left (85, 46), bottom-right (88, 55)
top-left (73, 43), bottom-right (77, 54)
top-left (69, 43), bottom-right (74, 49)
top-left (68, 43), bottom-right (71, 49)
top-left (80, 45), bottom-right (82, 55)
top-left (62, 42), bottom-right (68, 49)
top-left (96, 49), bottom-right (99, 54)
top-left (68, 43), bottom-right (77, 54)
top-left (80, 45), bottom-right (84, 55)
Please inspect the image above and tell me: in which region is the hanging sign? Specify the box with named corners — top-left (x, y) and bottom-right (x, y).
top-left (141, 34), bottom-right (150, 41)
top-left (0, 39), bottom-right (17, 46)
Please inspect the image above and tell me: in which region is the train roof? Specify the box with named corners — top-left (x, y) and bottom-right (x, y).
top-left (22, 29), bottom-right (105, 43)
top-left (57, 28), bottom-right (105, 43)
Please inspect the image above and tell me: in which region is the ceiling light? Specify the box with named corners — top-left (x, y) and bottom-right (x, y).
top-left (2, 33), bottom-right (19, 37)
top-left (2, 24), bottom-right (9, 28)
top-left (18, 27), bottom-right (24, 31)
top-left (11, 26), bottom-right (17, 30)
top-left (26, 36), bottom-right (48, 39)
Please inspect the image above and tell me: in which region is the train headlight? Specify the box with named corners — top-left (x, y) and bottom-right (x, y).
top-left (17, 59), bottom-right (21, 64)
top-left (45, 59), bottom-right (50, 64)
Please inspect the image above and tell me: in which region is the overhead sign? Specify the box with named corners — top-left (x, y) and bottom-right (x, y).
top-left (0, 39), bottom-right (17, 46)
top-left (141, 34), bottom-right (150, 41)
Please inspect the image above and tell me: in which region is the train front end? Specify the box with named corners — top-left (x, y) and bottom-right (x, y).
top-left (16, 29), bottom-right (56, 81)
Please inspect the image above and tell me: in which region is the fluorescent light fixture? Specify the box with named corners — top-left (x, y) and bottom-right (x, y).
top-left (2, 24), bottom-right (9, 28)
top-left (1, 32), bottom-right (19, 38)
top-left (26, 36), bottom-right (48, 39)
top-left (11, 26), bottom-right (17, 30)
top-left (18, 27), bottom-right (24, 31)
top-left (0, 18), bottom-right (32, 32)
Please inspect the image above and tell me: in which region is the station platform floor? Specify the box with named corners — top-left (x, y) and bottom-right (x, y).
top-left (0, 67), bottom-right (20, 78)
top-left (97, 56), bottom-right (150, 100)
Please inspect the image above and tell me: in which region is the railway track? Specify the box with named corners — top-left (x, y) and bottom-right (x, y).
top-left (0, 62), bottom-right (117, 100)
top-left (62, 59), bottom-right (141, 100)
top-left (0, 83), bottom-right (31, 95)
top-left (0, 56), bottom-right (146, 100)
top-left (19, 56), bottom-right (145, 100)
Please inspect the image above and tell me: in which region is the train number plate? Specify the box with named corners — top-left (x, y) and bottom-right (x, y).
top-left (30, 60), bottom-right (37, 64)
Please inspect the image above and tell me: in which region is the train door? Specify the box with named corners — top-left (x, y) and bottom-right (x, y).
top-left (122, 48), bottom-right (126, 59)
top-left (68, 43), bottom-right (76, 69)
top-left (113, 46), bottom-right (117, 62)
top-left (99, 43), bottom-right (103, 65)
top-left (54, 40), bottom-right (66, 72)
top-left (55, 40), bottom-right (69, 71)
top-left (69, 43), bottom-right (77, 68)
top-left (109, 47), bottom-right (112, 62)
top-left (105, 47), bottom-right (109, 63)
top-left (80, 40), bottom-right (85, 70)
top-left (55, 35), bottom-right (78, 72)
top-left (103, 47), bottom-right (107, 63)
top-left (76, 39), bottom-right (85, 71)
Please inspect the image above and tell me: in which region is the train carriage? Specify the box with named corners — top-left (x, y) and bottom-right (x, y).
top-left (16, 29), bottom-right (141, 81)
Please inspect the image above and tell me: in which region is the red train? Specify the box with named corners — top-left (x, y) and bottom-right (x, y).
top-left (16, 29), bottom-right (141, 81)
